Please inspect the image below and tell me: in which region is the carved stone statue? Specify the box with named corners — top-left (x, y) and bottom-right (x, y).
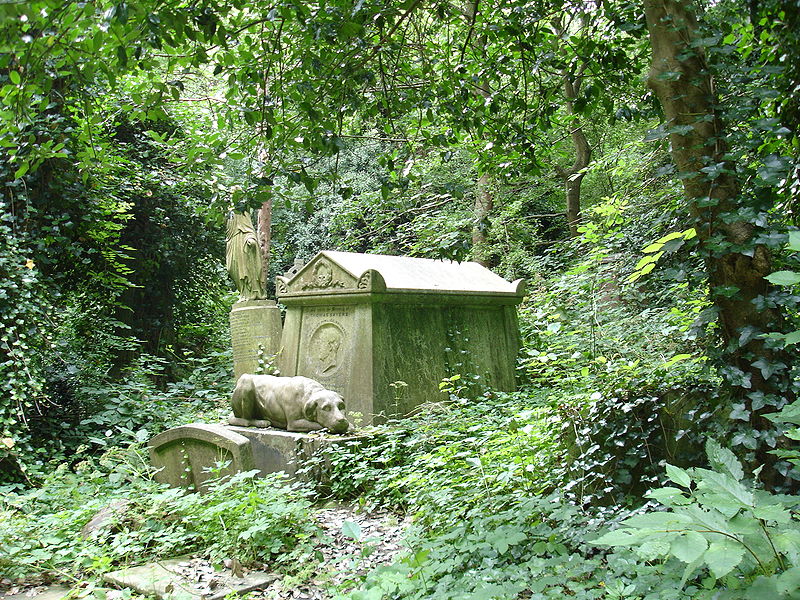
top-left (226, 211), bottom-right (266, 301)
top-left (229, 374), bottom-right (351, 433)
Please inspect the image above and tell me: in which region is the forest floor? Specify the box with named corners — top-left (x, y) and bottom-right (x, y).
top-left (255, 503), bottom-right (410, 599)
top-left (0, 503), bottom-right (410, 600)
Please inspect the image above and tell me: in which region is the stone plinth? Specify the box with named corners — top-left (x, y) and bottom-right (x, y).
top-left (229, 426), bottom-right (359, 484)
top-left (149, 424), bottom-right (255, 492)
top-left (149, 423), bottom-right (360, 490)
top-left (276, 251), bottom-right (525, 424)
top-left (230, 299), bottom-right (282, 380)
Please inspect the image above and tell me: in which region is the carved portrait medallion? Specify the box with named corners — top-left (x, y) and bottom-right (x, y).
top-left (308, 322), bottom-right (346, 378)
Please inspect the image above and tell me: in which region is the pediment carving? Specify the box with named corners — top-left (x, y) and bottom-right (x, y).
top-left (279, 256), bottom-right (357, 295)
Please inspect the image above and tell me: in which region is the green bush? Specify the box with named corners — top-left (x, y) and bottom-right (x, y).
top-left (305, 389), bottom-right (564, 522)
top-left (595, 440), bottom-right (800, 598)
top-left (341, 490), bottom-right (707, 600)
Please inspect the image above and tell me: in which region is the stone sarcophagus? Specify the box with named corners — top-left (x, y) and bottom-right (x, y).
top-left (276, 251), bottom-right (525, 424)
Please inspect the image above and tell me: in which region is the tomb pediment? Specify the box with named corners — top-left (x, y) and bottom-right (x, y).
top-left (277, 251), bottom-right (525, 299)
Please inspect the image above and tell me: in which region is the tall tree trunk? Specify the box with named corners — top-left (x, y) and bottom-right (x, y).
top-left (643, 0), bottom-right (786, 484)
top-left (553, 16), bottom-right (591, 238)
top-left (465, 0), bottom-right (494, 267)
top-left (643, 0), bottom-right (774, 364)
top-left (257, 199), bottom-right (272, 297)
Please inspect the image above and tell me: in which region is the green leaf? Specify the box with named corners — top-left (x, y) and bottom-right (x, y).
top-left (642, 242), bottom-right (663, 253)
top-left (593, 528), bottom-right (650, 547)
top-left (635, 254), bottom-right (658, 269)
top-left (655, 231), bottom-right (686, 244)
top-left (639, 263), bottom-right (656, 276)
top-left (9, 70), bottom-right (20, 85)
top-left (752, 503), bottom-right (791, 524)
top-left (703, 538), bottom-right (745, 579)
top-left (788, 231), bottom-right (800, 252)
top-left (694, 468), bottom-right (753, 508)
top-left (766, 271), bottom-right (800, 286)
top-left (645, 487), bottom-right (691, 506)
top-left (341, 520), bottom-right (362, 541)
top-left (13, 162), bottom-right (29, 179)
top-left (622, 511), bottom-right (693, 529)
top-left (636, 538), bottom-right (672, 560)
top-left (671, 531), bottom-right (708, 563)
top-left (777, 566), bottom-right (800, 596)
top-left (705, 439), bottom-right (744, 481)
top-left (662, 354), bottom-right (692, 369)
top-left (666, 464), bottom-right (692, 488)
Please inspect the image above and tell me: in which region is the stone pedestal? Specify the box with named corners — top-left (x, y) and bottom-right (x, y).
top-left (228, 426), bottom-right (358, 484)
top-left (230, 299), bottom-right (282, 380)
top-left (149, 423), bottom-right (360, 491)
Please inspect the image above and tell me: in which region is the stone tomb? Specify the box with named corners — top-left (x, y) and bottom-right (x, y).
top-left (276, 251), bottom-right (525, 424)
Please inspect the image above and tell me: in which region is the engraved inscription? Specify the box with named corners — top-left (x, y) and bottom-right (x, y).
top-left (230, 309), bottom-right (276, 377)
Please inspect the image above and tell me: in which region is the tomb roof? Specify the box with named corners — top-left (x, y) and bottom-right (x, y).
top-left (281, 250), bottom-right (524, 297)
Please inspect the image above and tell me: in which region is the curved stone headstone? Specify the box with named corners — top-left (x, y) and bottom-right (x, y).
top-left (149, 424), bottom-right (254, 492)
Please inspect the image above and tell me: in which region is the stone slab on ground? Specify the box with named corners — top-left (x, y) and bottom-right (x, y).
top-left (0, 585), bottom-right (71, 600)
top-left (103, 558), bottom-right (277, 600)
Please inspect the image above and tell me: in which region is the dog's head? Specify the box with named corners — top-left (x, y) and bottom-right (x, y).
top-left (304, 390), bottom-right (350, 433)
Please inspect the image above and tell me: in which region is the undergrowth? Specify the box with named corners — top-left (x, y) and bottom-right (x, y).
top-left (0, 445), bottom-right (318, 581)
top-left (303, 389), bottom-right (564, 521)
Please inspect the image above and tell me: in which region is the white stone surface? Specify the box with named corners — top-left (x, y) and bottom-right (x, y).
top-left (320, 251), bottom-right (522, 294)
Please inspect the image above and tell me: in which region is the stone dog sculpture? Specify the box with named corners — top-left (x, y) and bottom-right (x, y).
top-left (229, 374), bottom-right (351, 433)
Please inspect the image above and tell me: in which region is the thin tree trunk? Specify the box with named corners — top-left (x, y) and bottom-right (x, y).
top-left (465, 0), bottom-right (494, 266)
top-left (561, 103), bottom-right (591, 238)
top-left (472, 173), bottom-right (493, 266)
top-left (257, 199), bottom-right (272, 297)
top-left (554, 16), bottom-right (591, 237)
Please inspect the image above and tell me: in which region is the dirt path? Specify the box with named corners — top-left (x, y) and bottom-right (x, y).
top-left (256, 504), bottom-right (411, 599)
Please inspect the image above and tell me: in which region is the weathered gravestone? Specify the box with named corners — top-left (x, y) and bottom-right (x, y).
top-left (149, 422), bottom-right (358, 490)
top-left (149, 424), bottom-right (255, 492)
top-left (229, 299), bottom-right (282, 380)
top-left (276, 251), bottom-right (525, 424)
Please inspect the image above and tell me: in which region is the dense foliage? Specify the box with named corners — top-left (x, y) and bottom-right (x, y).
top-left (1, 0), bottom-right (799, 597)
